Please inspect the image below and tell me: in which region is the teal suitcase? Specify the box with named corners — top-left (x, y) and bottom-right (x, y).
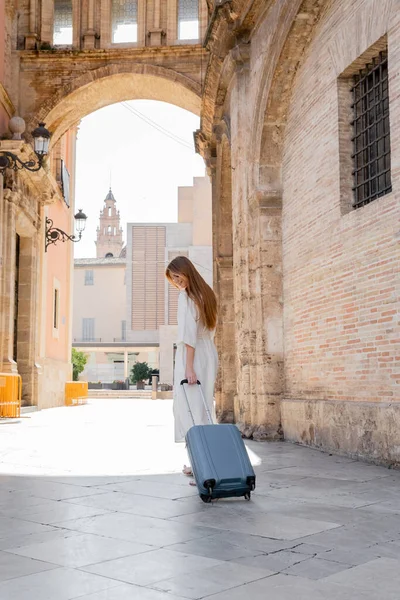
top-left (181, 380), bottom-right (256, 503)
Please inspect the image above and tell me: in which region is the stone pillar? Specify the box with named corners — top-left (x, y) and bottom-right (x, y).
top-left (40, 0), bottom-right (54, 45)
top-left (166, 0), bottom-right (178, 44)
top-left (148, 0), bottom-right (164, 45)
top-left (231, 41), bottom-right (283, 440)
top-left (229, 43), bottom-right (253, 436)
top-left (0, 189), bottom-right (18, 374)
top-left (83, 0), bottom-right (97, 48)
top-left (152, 374), bottom-right (158, 399)
top-left (212, 128), bottom-right (236, 423)
top-left (17, 235), bottom-right (39, 406)
top-left (25, 0), bottom-right (38, 49)
top-left (247, 191), bottom-right (283, 440)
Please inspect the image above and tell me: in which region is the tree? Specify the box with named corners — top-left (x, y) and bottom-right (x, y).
top-left (72, 348), bottom-right (87, 381)
top-left (130, 361), bottom-right (152, 384)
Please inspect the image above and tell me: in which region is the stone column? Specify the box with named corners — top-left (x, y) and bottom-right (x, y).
top-left (72, 0), bottom-right (82, 48)
top-left (25, 0), bottom-right (38, 49)
top-left (0, 189), bottom-right (18, 374)
top-left (229, 43), bottom-right (253, 436)
top-left (212, 128), bottom-right (236, 423)
top-left (247, 191), bottom-right (283, 440)
top-left (100, 0), bottom-right (111, 47)
top-left (40, 0), bottom-right (54, 45)
top-left (17, 235), bottom-right (39, 406)
top-left (231, 41), bottom-right (283, 440)
top-left (83, 0), bottom-right (97, 48)
top-left (148, 0), bottom-right (164, 45)
top-left (166, 0), bottom-right (178, 44)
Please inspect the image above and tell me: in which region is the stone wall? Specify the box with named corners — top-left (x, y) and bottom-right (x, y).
top-left (199, 0), bottom-right (400, 461)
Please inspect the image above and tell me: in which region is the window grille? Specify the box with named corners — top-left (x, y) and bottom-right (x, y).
top-left (54, 0), bottom-right (73, 45)
top-left (351, 50), bottom-right (391, 209)
top-left (112, 0), bottom-right (138, 43)
top-left (85, 270), bottom-right (94, 286)
top-left (178, 0), bottom-right (199, 40)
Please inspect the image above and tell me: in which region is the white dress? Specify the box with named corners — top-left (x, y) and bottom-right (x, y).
top-left (173, 290), bottom-right (218, 442)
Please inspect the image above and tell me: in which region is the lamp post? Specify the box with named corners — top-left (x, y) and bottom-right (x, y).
top-left (45, 209), bottom-right (88, 252)
top-left (0, 121), bottom-right (51, 173)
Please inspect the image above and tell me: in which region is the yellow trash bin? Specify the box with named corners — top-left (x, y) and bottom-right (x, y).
top-left (0, 373), bottom-right (22, 418)
top-left (65, 381), bottom-right (88, 406)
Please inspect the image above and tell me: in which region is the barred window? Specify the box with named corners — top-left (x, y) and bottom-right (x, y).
top-left (178, 0), bottom-right (199, 40)
top-left (53, 0), bottom-right (73, 45)
top-left (112, 0), bottom-right (138, 43)
top-left (351, 51), bottom-right (391, 209)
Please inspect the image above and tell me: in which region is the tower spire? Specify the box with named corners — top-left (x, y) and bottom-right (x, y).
top-left (95, 188), bottom-right (123, 258)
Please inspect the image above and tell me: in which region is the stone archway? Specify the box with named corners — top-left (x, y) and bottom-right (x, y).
top-left (25, 63), bottom-right (202, 146)
top-left (251, 0), bottom-right (327, 193)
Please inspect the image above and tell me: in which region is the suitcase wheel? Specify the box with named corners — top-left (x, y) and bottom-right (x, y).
top-left (244, 492), bottom-right (251, 501)
top-left (201, 494), bottom-right (212, 504)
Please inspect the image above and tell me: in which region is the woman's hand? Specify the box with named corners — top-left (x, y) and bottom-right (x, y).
top-left (185, 367), bottom-right (197, 385)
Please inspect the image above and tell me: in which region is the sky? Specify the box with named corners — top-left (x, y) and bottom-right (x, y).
top-left (73, 100), bottom-right (206, 258)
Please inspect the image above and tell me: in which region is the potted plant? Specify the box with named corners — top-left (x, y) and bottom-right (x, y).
top-left (130, 362), bottom-right (152, 390)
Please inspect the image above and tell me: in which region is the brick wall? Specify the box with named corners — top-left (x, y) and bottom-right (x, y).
top-left (282, 0), bottom-right (400, 404)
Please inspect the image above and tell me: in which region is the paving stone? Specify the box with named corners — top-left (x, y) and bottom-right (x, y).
top-left (284, 556), bottom-right (353, 579)
top-left (0, 400), bottom-right (399, 600)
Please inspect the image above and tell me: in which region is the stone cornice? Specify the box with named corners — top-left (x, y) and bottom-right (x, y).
top-left (0, 83), bottom-right (15, 118)
top-left (19, 44), bottom-right (208, 65)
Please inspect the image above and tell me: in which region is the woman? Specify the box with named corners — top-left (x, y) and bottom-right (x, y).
top-left (165, 256), bottom-right (218, 476)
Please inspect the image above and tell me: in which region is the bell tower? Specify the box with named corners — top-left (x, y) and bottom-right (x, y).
top-left (95, 188), bottom-right (124, 258)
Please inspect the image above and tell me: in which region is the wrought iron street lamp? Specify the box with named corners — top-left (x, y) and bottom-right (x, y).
top-left (45, 209), bottom-right (88, 252)
top-left (0, 122), bottom-right (51, 173)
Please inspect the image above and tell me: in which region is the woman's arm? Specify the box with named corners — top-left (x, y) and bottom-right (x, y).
top-left (185, 344), bottom-right (197, 384)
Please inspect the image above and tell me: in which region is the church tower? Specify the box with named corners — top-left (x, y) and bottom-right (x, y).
top-left (95, 188), bottom-right (124, 258)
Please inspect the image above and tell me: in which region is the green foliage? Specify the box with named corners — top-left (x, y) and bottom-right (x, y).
top-left (72, 348), bottom-right (88, 381)
top-left (130, 361), bottom-right (152, 384)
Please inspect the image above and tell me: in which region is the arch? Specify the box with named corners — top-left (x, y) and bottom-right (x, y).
top-left (251, 0), bottom-right (328, 192)
top-left (29, 63), bottom-right (202, 146)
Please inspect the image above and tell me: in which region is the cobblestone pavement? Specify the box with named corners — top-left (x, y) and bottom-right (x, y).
top-left (0, 399), bottom-right (399, 599)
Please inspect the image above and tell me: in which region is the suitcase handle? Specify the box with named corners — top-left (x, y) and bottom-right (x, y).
top-left (180, 379), bottom-right (213, 426)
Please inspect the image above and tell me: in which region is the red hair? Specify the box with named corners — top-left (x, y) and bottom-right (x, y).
top-left (166, 256), bottom-right (217, 330)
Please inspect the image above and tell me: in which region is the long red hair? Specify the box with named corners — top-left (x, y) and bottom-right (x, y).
top-left (166, 256), bottom-right (217, 330)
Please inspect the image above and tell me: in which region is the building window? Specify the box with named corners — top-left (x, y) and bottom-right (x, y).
top-left (53, 0), bottom-right (73, 45)
top-left (82, 318), bottom-right (95, 341)
top-left (112, 0), bottom-right (138, 43)
top-left (108, 225), bottom-right (112, 234)
top-left (54, 289), bottom-right (59, 329)
top-left (121, 320), bottom-right (126, 341)
top-left (351, 50), bottom-right (391, 209)
top-left (105, 252), bottom-right (114, 258)
top-left (178, 0), bottom-right (199, 40)
top-left (84, 270), bottom-right (94, 285)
